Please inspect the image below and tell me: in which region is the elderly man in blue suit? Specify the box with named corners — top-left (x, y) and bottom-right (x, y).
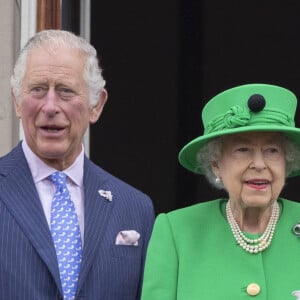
top-left (0, 29), bottom-right (155, 300)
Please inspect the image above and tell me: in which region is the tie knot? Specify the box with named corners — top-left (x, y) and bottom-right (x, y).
top-left (49, 171), bottom-right (67, 189)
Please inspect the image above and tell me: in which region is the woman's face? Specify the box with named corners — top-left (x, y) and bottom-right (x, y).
top-left (211, 131), bottom-right (286, 209)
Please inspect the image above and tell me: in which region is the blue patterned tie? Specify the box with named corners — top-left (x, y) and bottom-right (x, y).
top-left (50, 171), bottom-right (82, 300)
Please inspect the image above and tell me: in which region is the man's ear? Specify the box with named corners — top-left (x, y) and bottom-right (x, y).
top-left (89, 88), bottom-right (108, 124)
top-left (11, 89), bottom-right (21, 118)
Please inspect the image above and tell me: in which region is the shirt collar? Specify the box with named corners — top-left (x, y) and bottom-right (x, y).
top-left (22, 139), bottom-right (84, 187)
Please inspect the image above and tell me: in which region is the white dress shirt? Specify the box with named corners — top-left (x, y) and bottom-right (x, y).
top-left (22, 140), bottom-right (85, 242)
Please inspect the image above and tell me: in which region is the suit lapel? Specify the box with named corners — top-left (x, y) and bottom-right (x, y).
top-left (0, 146), bottom-right (117, 294)
top-left (0, 145), bottom-right (62, 291)
top-left (77, 158), bottom-right (115, 291)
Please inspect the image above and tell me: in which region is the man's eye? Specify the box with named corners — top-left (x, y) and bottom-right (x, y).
top-left (61, 88), bottom-right (72, 93)
top-left (33, 86), bottom-right (43, 92)
top-left (237, 147), bottom-right (249, 152)
top-left (57, 87), bottom-right (75, 98)
top-left (30, 86), bottom-right (47, 97)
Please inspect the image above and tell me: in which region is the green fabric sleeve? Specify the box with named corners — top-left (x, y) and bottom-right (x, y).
top-left (141, 213), bottom-right (178, 300)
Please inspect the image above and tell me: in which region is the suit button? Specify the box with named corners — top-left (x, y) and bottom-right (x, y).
top-left (246, 283), bottom-right (261, 296)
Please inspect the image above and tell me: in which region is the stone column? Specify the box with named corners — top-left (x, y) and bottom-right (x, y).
top-left (0, 1), bottom-right (21, 155)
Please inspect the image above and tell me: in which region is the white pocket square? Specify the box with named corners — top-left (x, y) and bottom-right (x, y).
top-left (115, 230), bottom-right (140, 246)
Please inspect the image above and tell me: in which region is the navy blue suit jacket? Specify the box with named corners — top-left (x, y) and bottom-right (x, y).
top-left (0, 143), bottom-right (155, 299)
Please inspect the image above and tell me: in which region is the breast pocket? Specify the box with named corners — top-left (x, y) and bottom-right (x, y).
top-left (111, 244), bottom-right (142, 258)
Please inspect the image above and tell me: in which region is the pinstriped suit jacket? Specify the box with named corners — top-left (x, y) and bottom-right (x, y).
top-left (0, 143), bottom-right (155, 300)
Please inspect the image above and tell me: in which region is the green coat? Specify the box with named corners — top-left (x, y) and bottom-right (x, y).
top-left (141, 198), bottom-right (300, 299)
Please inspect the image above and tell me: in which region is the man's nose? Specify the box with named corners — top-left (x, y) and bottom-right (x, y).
top-left (42, 89), bottom-right (60, 115)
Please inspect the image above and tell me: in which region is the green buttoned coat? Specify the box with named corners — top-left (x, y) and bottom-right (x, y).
top-left (141, 198), bottom-right (300, 299)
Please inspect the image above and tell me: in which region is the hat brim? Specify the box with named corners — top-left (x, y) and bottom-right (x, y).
top-left (178, 125), bottom-right (300, 177)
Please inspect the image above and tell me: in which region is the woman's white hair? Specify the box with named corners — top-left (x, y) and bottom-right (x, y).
top-left (196, 134), bottom-right (300, 189)
top-left (10, 29), bottom-right (106, 107)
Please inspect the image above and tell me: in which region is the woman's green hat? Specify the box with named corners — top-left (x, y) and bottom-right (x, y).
top-left (178, 83), bottom-right (300, 176)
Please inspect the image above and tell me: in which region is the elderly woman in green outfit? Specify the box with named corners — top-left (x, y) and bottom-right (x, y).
top-left (141, 84), bottom-right (300, 299)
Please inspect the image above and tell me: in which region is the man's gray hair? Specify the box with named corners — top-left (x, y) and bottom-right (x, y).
top-left (10, 29), bottom-right (105, 107)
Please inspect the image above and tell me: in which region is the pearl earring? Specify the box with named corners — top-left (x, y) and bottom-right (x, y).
top-left (215, 177), bottom-right (221, 183)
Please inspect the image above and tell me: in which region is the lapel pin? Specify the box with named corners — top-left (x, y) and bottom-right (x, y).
top-left (98, 190), bottom-right (113, 202)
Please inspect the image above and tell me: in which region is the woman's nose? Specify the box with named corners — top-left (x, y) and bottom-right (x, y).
top-left (249, 150), bottom-right (267, 170)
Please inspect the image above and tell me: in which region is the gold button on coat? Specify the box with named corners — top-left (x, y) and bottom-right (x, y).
top-left (246, 283), bottom-right (261, 296)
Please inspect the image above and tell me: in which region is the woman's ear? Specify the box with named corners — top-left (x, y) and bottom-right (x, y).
top-left (89, 88), bottom-right (108, 124)
top-left (211, 161), bottom-right (220, 178)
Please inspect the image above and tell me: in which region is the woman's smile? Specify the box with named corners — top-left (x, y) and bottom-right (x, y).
top-left (244, 178), bottom-right (270, 190)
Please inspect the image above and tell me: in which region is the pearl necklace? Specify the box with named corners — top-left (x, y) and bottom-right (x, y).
top-left (226, 201), bottom-right (280, 254)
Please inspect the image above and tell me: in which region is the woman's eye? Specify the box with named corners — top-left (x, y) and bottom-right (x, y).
top-left (237, 147), bottom-right (249, 152)
top-left (270, 148), bottom-right (278, 153)
top-left (263, 147), bottom-right (283, 160)
top-left (265, 147), bottom-right (280, 154)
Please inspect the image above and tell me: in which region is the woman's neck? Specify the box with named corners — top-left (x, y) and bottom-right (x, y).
top-left (230, 203), bottom-right (273, 233)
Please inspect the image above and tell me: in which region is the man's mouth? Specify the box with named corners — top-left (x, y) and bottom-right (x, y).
top-left (41, 126), bottom-right (64, 133)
